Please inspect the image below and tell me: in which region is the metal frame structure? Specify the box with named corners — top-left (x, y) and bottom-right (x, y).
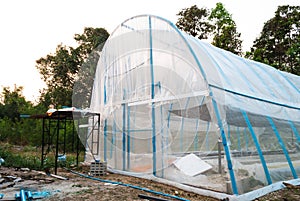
top-left (31, 110), bottom-right (100, 174)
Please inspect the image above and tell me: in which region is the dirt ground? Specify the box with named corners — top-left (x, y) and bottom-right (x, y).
top-left (1, 166), bottom-right (300, 201)
top-left (0, 166), bottom-right (219, 201)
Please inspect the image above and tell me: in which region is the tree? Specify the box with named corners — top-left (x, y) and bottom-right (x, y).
top-left (72, 28), bottom-right (108, 109)
top-left (0, 86), bottom-right (36, 144)
top-left (36, 27), bottom-right (109, 108)
top-left (247, 6), bottom-right (300, 75)
top-left (176, 5), bottom-right (214, 39)
top-left (1, 86), bottom-right (31, 122)
top-left (209, 2), bottom-right (242, 55)
top-left (287, 35), bottom-right (300, 74)
top-left (36, 45), bottom-right (78, 107)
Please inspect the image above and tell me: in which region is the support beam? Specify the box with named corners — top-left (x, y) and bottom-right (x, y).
top-left (242, 110), bottom-right (272, 185)
top-left (267, 117), bottom-right (298, 179)
top-left (149, 16), bottom-right (156, 176)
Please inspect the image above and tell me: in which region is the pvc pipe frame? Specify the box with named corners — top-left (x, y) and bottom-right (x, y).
top-left (242, 110), bottom-right (272, 185)
top-left (267, 116), bottom-right (298, 179)
top-left (67, 168), bottom-right (189, 201)
top-left (122, 103), bottom-right (126, 171)
top-left (149, 16), bottom-right (157, 176)
top-left (168, 18), bottom-right (239, 194)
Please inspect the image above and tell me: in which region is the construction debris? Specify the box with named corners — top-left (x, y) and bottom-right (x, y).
top-left (31, 170), bottom-right (68, 180)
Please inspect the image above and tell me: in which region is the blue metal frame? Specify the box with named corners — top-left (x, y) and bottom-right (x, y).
top-left (149, 16), bottom-right (156, 176)
top-left (278, 72), bottom-right (300, 94)
top-left (104, 119), bottom-right (107, 161)
top-left (209, 84), bottom-right (300, 111)
top-left (169, 19), bottom-right (238, 194)
top-left (267, 117), bottom-right (298, 179)
top-left (103, 76), bottom-right (107, 162)
top-left (211, 98), bottom-right (238, 194)
top-left (242, 110), bottom-right (272, 185)
top-left (122, 103), bottom-right (126, 171)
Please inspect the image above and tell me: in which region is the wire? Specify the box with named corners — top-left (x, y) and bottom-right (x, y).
top-left (65, 168), bottom-right (189, 201)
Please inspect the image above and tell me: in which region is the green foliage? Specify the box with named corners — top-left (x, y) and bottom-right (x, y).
top-left (176, 3), bottom-right (242, 55)
top-left (209, 2), bottom-right (242, 55)
top-left (36, 45), bottom-right (79, 108)
top-left (0, 86), bottom-right (43, 145)
top-left (287, 36), bottom-right (300, 74)
top-left (0, 144), bottom-right (41, 169)
top-left (0, 86), bottom-right (32, 122)
top-left (0, 27), bottom-right (107, 169)
top-left (247, 5), bottom-right (300, 75)
top-left (0, 142), bottom-right (84, 170)
top-left (176, 5), bottom-right (214, 39)
top-left (36, 27), bottom-right (109, 108)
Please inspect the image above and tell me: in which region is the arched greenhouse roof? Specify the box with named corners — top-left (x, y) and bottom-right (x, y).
top-left (88, 15), bottom-right (300, 197)
top-left (92, 14), bottom-right (300, 125)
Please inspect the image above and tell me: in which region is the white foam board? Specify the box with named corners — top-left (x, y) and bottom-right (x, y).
top-left (173, 153), bottom-right (212, 177)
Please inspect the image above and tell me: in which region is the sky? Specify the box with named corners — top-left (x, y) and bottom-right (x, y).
top-left (0, 0), bottom-right (299, 102)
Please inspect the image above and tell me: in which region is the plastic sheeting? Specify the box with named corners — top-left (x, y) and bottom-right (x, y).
top-left (84, 15), bottom-right (300, 195)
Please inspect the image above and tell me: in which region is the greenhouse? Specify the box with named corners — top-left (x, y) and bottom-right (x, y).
top-left (83, 15), bottom-right (300, 196)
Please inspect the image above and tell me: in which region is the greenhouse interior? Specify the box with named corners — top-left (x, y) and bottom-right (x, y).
top-left (74, 15), bottom-right (300, 196)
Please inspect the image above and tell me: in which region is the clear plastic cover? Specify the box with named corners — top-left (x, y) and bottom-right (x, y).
top-left (73, 15), bottom-right (300, 195)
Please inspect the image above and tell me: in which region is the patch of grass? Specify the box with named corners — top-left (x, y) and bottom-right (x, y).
top-left (0, 144), bottom-right (41, 169)
top-left (74, 189), bottom-right (93, 194)
top-left (0, 143), bottom-right (84, 170)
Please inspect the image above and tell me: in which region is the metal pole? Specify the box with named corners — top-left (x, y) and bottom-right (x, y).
top-left (41, 118), bottom-right (45, 168)
top-left (149, 16), bottom-right (156, 176)
top-left (122, 103), bottom-right (126, 171)
top-left (55, 114), bottom-right (60, 175)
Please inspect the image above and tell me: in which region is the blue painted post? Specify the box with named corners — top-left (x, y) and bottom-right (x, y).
top-left (104, 77), bottom-right (107, 162)
top-left (212, 98), bottom-right (238, 195)
top-left (122, 103), bottom-right (126, 171)
top-left (170, 18), bottom-right (239, 194)
top-left (267, 117), bottom-right (298, 179)
top-left (149, 16), bottom-right (156, 176)
top-left (242, 110), bottom-right (272, 185)
top-left (104, 119), bottom-right (107, 162)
